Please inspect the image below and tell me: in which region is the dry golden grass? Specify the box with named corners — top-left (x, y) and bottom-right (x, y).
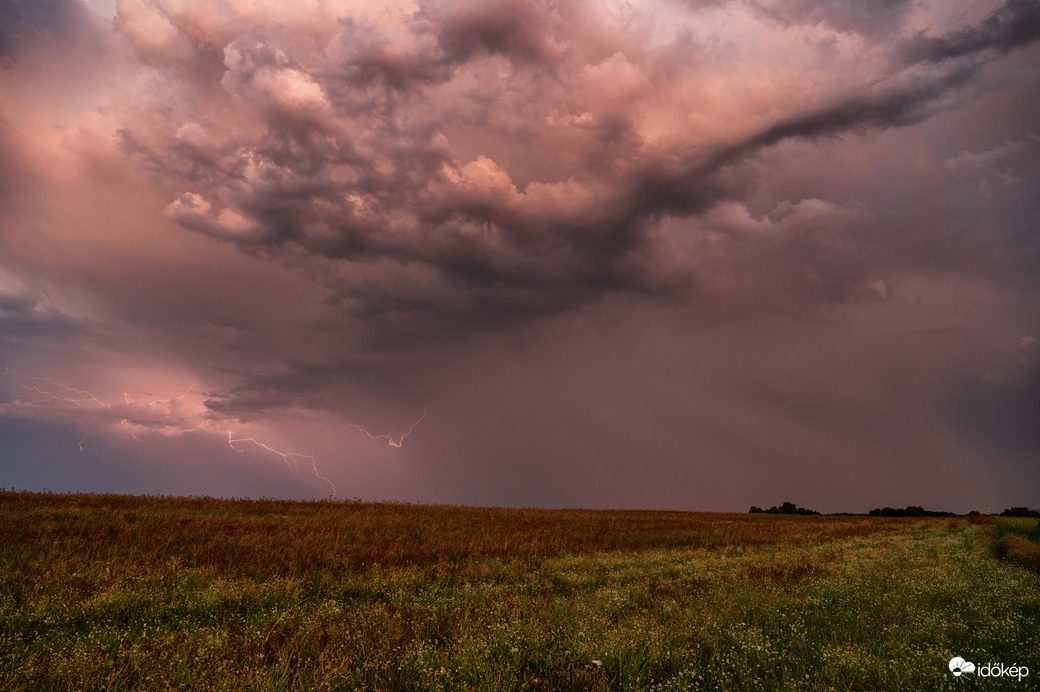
top-left (3, 491), bottom-right (1037, 691)
top-left (0, 491), bottom-right (915, 578)
top-left (990, 516), bottom-right (1040, 573)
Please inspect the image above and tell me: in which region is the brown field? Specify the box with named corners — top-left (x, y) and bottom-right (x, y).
top-left (1, 491), bottom-right (1037, 691)
top-left (0, 492), bottom-right (915, 576)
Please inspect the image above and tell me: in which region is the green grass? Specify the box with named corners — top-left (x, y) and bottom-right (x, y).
top-left (0, 492), bottom-right (1037, 690)
top-left (989, 517), bottom-right (1040, 574)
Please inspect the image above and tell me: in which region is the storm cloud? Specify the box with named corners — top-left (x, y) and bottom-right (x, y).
top-left (1, 0), bottom-right (1038, 511)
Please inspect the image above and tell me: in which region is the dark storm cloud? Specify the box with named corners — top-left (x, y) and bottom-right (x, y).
top-left (752, 66), bottom-right (981, 145)
top-left (679, 0), bottom-right (915, 36)
top-left (201, 363), bottom-right (369, 420)
top-left (332, 0), bottom-right (572, 90)
top-left (896, 320), bottom-right (971, 337)
top-left (763, 0), bottom-right (914, 36)
top-left (954, 364), bottom-right (1040, 468)
top-left (0, 0), bottom-right (108, 66)
top-left (332, 19), bottom-right (451, 91)
top-left (615, 62), bottom-right (982, 224)
top-left (1, 0), bottom-right (1039, 511)
top-left (0, 307), bottom-right (82, 343)
top-left (0, 278), bottom-right (84, 343)
top-left (424, 0), bottom-right (567, 65)
top-left (128, 0), bottom-right (1037, 366)
top-left (100, 0), bottom-right (1032, 440)
top-left (715, 1), bottom-right (1040, 161)
top-left (0, 0), bottom-right (81, 60)
top-left (902, 0), bottom-right (1040, 64)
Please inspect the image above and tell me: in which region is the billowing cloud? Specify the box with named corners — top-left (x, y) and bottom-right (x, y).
top-left (902, 0), bottom-right (1040, 64)
top-left (1, 0), bottom-right (1038, 510)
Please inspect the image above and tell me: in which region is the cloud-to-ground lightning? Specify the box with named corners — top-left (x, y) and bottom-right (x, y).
top-left (4, 369), bottom-right (102, 456)
top-left (3, 367), bottom-right (338, 496)
top-left (227, 432), bottom-right (337, 497)
top-left (348, 399), bottom-right (444, 448)
top-left (129, 432), bottom-right (145, 466)
top-left (3, 368), bottom-right (191, 458)
top-left (77, 427), bottom-right (90, 453)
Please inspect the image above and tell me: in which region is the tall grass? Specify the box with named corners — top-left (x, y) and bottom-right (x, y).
top-left (1, 492), bottom-right (1037, 690)
top-left (0, 491), bottom-right (904, 576)
top-left (988, 516), bottom-right (1040, 573)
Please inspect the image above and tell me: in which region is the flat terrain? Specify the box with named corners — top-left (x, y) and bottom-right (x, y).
top-left (0, 492), bottom-right (1037, 690)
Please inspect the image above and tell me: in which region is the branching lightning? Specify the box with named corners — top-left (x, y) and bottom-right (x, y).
top-left (348, 399), bottom-right (444, 448)
top-left (4, 368), bottom-right (107, 407)
top-left (148, 384), bottom-right (196, 406)
top-left (3, 368), bottom-right (186, 459)
top-left (3, 368), bottom-right (339, 498)
top-left (227, 432), bottom-right (337, 497)
top-left (4, 368), bottom-right (200, 414)
top-left (4, 368), bottom-right (101, 455)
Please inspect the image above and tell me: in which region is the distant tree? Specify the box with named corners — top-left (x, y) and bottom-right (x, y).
top-left (749, 506), bottom-right (764, 514)
top-left (1000, 507), bottom-right (1040, 518)
top-left (869, 506), bottom-right (956, 517)
top-left (758, 502), bottom-right (820, 515)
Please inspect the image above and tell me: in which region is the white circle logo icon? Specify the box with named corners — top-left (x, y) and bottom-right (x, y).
top-left (949, 657), bottom-right (976, 677)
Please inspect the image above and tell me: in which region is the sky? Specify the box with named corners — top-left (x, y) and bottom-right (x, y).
top-left (1, 0), bottom-right (1038, 513)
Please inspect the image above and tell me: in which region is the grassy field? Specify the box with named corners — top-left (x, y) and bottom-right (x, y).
top-left (0, 492), bottom-right (1037, 691)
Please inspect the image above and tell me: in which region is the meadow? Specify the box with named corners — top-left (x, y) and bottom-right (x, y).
top-left (1, 491), bottom-right (1037, 690)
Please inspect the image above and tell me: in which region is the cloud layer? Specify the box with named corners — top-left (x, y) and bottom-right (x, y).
top-left (1, 0), bottom-right (1039, 510)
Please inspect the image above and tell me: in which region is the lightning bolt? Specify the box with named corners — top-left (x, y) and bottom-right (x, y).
top-left (147, 383), bottom-right (196, 406)
top-left (348, 399), bottom-right (443, 448)
top-left (129, 432), bottom-right (145, 466)
top-left (2, 368), bottom-right (194, 463)
top-left (77, 427), bottom-right (90, 453)
top-left (3, 368), bottom-right (338, 498)
top-left (3, 368), bottom-right (108, 407)
top-left (227, 432), bottom-right (336, 497)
